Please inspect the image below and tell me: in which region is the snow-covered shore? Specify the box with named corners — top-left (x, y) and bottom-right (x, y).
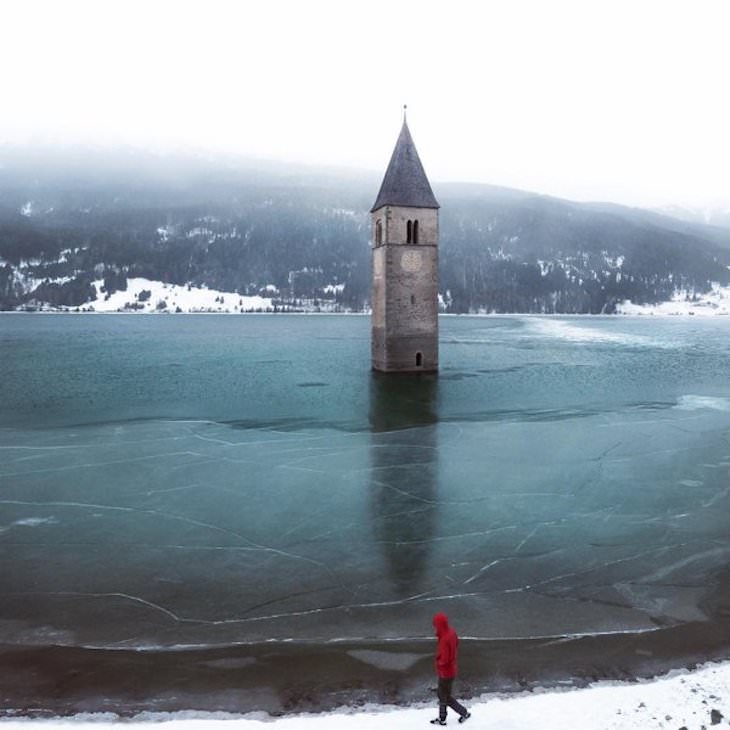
top-left (1, 661), bottom-right (727, 729)
top-left (12, 277), bottom-right (730, 316)
top-left (87, 278), bottom-right (273, 313)
top-left (18, 278), bottom-right (350, 314)
top-left (617, 283), bottom-right (730, 316)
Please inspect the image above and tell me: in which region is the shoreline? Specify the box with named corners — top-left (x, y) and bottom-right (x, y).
top-left (1, 660), bottom-right (728, 728)
top-left (1, 310), bottom-right (729, 316)
top-left (2, 615), bottom-right (728, 719)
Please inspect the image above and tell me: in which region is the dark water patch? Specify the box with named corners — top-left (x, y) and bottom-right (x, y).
top-left (441, 407), bottom-right (606, 424)
top-left (440, 400), bottom-right (678, 426)
top-left (631, 400), bottom-right (676, 411)
top-left (1, 398), bottom-right (685, 436)
top-left (0, 415), bottom-right (203, 432)
top-left (222, 416), bottom-right (368, 433)
top-left (437, 372), bottom-right (481, 381)
top-left (475, 365), bottom-right (536, 374)
top-left (223, 417), bottom-right (332, 431)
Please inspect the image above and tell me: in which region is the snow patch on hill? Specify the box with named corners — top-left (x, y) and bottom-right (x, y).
top-left (89, 278), bottom-right (273, 313)
top-left (617, 283), bottom-right (730, 315)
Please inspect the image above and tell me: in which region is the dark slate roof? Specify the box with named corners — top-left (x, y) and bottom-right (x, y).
top-left (371, 119), bottom-right (440, 212)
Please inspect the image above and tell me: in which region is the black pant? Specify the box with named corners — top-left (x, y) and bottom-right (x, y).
top-left (437, 677), bottom-right (468, 721)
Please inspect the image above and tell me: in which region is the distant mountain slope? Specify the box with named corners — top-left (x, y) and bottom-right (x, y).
top-left (653, 203), bottom-right (730, 232)
top-left (1, 147), bottom-right (729, 313)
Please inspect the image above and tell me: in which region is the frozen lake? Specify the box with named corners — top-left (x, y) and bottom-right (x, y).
top-left (1, 313), bottom-right (729, 713)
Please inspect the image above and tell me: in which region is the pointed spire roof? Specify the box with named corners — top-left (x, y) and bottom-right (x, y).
top-left (371, 116), bottom-right (439, 212)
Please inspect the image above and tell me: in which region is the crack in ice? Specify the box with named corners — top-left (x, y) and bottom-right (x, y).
top-left (0, 500), bottom-right (333, 576)
top-left (0, 452), bottom-right (206, 479)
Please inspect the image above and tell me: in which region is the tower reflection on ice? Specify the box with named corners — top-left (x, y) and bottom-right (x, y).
top-left (369, 373), bottom-right (439, 597)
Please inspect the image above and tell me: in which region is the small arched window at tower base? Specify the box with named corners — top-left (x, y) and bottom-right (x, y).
top-left (416, 352), bottom-right (423, 367)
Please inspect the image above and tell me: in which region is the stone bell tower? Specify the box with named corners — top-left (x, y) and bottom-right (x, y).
top-left (371, 111), bottom-right (440, 372)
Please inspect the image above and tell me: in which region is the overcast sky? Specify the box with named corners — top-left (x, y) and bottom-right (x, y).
top-left (2, 0), bottom-right (729, 208)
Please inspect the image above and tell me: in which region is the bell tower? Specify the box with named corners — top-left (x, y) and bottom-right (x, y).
top-left (371, 110), bottom-right (440, 372)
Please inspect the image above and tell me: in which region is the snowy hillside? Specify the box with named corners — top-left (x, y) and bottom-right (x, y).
top-left (87, 278), bottom-right (272, 313)
top-left (617, 282), bottom-right (730, 316)
top-left (3, 148), bottom-right (730, 313)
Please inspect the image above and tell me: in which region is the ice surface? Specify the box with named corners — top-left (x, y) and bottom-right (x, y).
top-left (1, 314), bottom-right (729, 716)
top-left (2, 404), bottom-right (727, 648)
top-left (1, 314), bottom-right (729, 654)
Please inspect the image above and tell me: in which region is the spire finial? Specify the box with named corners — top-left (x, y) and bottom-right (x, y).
top-left (403, 104), bottom-right (407, 123)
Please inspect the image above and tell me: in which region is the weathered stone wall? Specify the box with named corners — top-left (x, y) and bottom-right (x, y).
top-left (374, 205), bottom-right (438, 247)
top-left (371, 206), bottom-right (439, 372)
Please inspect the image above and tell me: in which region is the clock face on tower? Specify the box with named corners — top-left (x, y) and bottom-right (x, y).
top-left (401, 250), bottom-right (423, 273)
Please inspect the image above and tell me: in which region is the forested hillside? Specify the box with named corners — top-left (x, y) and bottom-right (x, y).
top-left (2, 148), bottom-right (729, 313)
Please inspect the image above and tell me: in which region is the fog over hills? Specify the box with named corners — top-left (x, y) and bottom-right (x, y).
top-left (653, 203), bottom-right (730, 231)
top-left (2, 147), bottom-right (729, 313)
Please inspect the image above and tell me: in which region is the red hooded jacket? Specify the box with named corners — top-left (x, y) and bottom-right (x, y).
top-left (433, 612), bottom-right (458, 679)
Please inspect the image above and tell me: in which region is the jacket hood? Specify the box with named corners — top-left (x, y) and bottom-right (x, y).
top-left (433, 612), bottom-right (449, 636)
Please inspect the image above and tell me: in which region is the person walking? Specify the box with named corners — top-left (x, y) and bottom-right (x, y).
top-left (430, 612), bottom-right (471, 725)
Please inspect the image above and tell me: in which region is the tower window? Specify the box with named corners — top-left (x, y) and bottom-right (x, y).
top-left (410, 294), bottom-right (415, 305)
top-left (413, 220), bottom-right (419, 244)
top-left (416, 352), bottom-right (423, 367)
top-left (406, 219), bottom-right (413, 244)
top-left (375, 219), bottom-right (383, 246)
